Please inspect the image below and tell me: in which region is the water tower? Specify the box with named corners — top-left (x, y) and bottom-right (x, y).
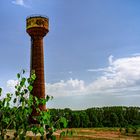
top-left (26, 15), bottom-right (49, 119)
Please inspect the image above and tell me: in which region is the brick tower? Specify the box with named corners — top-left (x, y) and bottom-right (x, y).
top-left (26, 15), bottom-right (49, 118)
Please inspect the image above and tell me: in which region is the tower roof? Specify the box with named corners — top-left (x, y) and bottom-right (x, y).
top-left (26, 14), bottom-right (49, 20)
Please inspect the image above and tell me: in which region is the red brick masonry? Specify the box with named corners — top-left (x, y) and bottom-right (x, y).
top-left (27, 23), bottom-right (49, 118)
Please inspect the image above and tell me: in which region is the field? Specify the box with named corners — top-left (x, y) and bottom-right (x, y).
top-left (5, 128), bottom-right (140, 140)
top-left (55, 128), bottom-right (140, 140)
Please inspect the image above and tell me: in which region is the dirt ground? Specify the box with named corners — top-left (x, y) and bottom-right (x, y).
top-left (5, 128), bottom-right (140, 140)
top-left (55, 128), bottom-right (140, 140)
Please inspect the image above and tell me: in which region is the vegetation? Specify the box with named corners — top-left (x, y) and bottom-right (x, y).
top-left (0, 70), bottom-right (67, 140)
top-left (50, 106), bottom-right (140, 128)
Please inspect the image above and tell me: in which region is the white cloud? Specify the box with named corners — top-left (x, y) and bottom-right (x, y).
top-left (12, 0), bottom-right (28, 7)
top-left (108, 55), bottom-right (114, 65)
top-left (87, 55), bottom-right (140, 94)
top-left (46, 78), bottom-right (86, 97)
top-left (5, 55), bottom-right (140, 99)
top-left (46, 55), bottom-right (140, 97)
top-left (87, 68), bottom-right (107, 72)
top-left (7, 80), bottom-right (18, 92)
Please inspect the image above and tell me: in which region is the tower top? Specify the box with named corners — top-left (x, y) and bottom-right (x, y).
top-left (26, 15), bottom-right (49, 30)
top-left (26, 15), bottom-right (49, 37)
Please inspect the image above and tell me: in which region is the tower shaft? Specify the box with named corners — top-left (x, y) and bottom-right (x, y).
top-left (31, 36), bottom-right (46, 112)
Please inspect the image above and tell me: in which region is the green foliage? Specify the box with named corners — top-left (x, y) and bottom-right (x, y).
top-left (50, 106), bottom-right (140, 128)
top-left (0, 70), bottom-right (67, 140)
top-left (60, 117), bottom-right (68, 128)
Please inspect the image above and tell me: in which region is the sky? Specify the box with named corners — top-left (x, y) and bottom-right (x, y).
top-left (1, 0), bottom-right (140, 109)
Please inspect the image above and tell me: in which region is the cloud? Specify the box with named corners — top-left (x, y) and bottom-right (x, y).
top-left (46, 55), bottom-right (140, 97)
top-left (7, 80), bottom-right (18, 92)
top-left (6, 55), bottom-right (140, 99)
top-left (108, 55), bottom-right (114, 65)
top-left (46, 78), bottom-right (86, 97)
top-left (88, 55), bottom-right (140, 94)
top-left (87, 68), bottom-right (107, 72)
top-left (12, 0), bottom-right (28, 7)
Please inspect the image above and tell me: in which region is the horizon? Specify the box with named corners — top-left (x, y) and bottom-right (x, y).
top-left (48, 105), bottom-right (140, 111)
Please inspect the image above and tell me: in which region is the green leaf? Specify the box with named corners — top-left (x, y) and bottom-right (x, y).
top-left (17, 73), bottom-right (20, 79)
top-left (15, 85), bottom-right (18, 89)
top-left (3, 117), bottom-right (10, 124)
top-left (34, 97), bottom-right (39, 106)
top-left (60, 117), bottom-right (68, 128)
top-left (28, 85), bottom-right (33, 92)
top-left (15, 91), bottom-right (19, 96)
top-left (20, 78), bottom-right (26, 87)
top-left (2, 98), bottom-right (6, 106)
top-left (50, 96), bottom-right (53, 100)
top-left (19, 98), bottom-right (22, 103)
top-left (22, 102), bottom-right (25, 110)
top-left (22, 69), bottom-right (25, 74)
top-left (46, 95), bottom-right (50, 102)
top-left (31, 70), bottom-right (35, 74)
top-left (31, 74), bottom-right (36, 81)
top-left (40, 98), bottom-right (46, 105)
top-left (27, 78), bottom-right (31, 84)
top-left (24, 89), bottom-right (28, 93)
top-left (39, 127), bottom-right (44, 135)
top-left (31, 126), bottom-right (39, 135)
top-left (7, 93), bottom-right (10, 97)
top-left (18, 86), bottom-right (21, 91)
top-left (13, 98), bottom-right (17, 103)
top-left (42, 112), bottom-right (50, 121)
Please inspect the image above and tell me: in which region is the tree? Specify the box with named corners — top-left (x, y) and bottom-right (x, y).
top-left (79, 111), bottom-right (90, 128)
top-left (110, 113), bottom-right (119, 127)
top-left (0, 70), bottom-right (67, 140)
top-left (70, 112), bottom-right (80, 128)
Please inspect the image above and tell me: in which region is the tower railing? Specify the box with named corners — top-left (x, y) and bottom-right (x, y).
top-left (26, 14), bottom-right (49, 20)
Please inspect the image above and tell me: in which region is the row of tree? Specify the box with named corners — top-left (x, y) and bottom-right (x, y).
top-left (50, 106), bottom-right (140, 128)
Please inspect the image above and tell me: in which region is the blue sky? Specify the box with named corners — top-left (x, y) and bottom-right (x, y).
top-left (1, 0), bottom-right (140, 109)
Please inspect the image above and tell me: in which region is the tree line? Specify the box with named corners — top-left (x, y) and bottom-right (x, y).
top-left (50, 106), bottom-right (140, 128)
